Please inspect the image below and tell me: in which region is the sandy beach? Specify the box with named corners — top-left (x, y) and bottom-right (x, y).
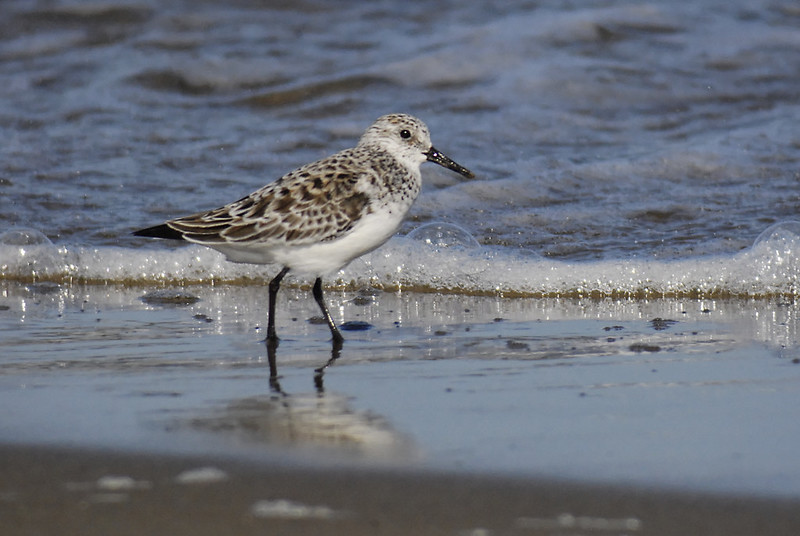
top-left (3, 442), bottom-right (800, 536)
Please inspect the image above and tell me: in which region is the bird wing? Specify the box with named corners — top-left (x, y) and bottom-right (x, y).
top-left (165, 152), bottom-right (374, 247)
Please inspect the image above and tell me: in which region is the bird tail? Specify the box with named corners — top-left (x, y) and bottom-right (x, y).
top-left (132, 224), bottom-right (185, 240)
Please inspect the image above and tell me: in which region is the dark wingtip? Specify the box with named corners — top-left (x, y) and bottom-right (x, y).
top-left (132, 224), bottom-right (185, 240)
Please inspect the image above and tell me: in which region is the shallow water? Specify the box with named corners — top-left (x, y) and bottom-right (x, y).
top-left (2, 281), bottom-right (800, 497)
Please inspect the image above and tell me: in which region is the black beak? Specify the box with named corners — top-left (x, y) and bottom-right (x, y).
top-left (425, 147), bottom-right (474, 179)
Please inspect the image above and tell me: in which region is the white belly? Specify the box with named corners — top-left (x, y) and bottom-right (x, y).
top-left (209, 206), bottom-right (407, 276)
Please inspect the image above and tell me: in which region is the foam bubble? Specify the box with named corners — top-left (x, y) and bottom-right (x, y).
top-left (406, 222), bottom-right (480, 249)
top-left (0, 228), bottom-right (63, 280)
top-left (746, 221), bottom-right (800, 295)
top-left (0, 228), bottom-right (53, 246)
top-left (752, 221), bottom-right (800, 252)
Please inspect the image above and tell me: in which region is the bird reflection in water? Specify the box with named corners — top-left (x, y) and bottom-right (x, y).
top-left (265, 337), bottom-right (342, 394)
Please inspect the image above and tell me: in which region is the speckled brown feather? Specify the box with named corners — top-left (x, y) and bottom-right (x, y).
top-left (162, 144), bottom-right (403, 247)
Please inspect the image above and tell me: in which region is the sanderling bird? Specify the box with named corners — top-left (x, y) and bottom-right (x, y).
top-left (134, 114), bottom-right (474, 346)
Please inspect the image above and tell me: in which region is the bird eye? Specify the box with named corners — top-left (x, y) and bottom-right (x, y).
top-left (399, 129), bottom-right (411, 139)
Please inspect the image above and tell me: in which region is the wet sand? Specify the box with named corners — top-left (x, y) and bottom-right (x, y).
top-left (2, 281), bottom-right (800, 533)
top-left (3, 443), bottom-right (800, 536)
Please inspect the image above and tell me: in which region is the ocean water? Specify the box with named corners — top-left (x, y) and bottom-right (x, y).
top-left (2, 0), bottom-right (800, 296)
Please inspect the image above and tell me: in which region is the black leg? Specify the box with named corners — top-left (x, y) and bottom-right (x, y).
top-left (267, 267), bottom-right (290, 342)
top-left (312, 277), bottom-right (344, 345)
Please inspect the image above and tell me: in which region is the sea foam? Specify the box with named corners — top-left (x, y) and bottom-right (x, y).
top-left (2, 222), bottom-right (799, 298)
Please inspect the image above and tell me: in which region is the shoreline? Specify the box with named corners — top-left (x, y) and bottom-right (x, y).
top-left (3, 442), bottom-right (800, 536)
